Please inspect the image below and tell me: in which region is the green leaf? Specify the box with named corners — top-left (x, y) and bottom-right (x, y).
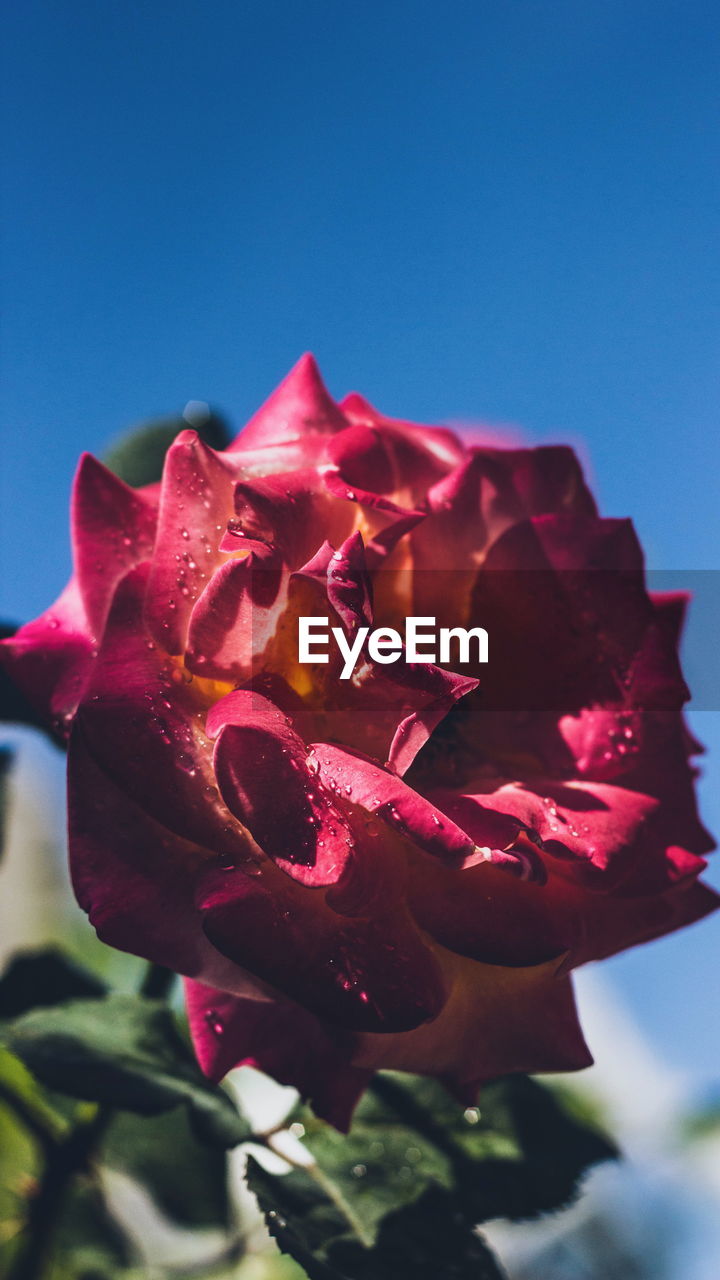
top-left (104, 407), bottom-right (231, 487)
top-left (248, 1161), bottom-right (507, 1280)
top-left (4, 994), bottom-right (250, 1149)
top-left (248, 1072), bottom-right (616, 1280)
top-left (103, 1107), bottom-right (230, 1230)
top-left (0, 948), bottom-right (107, 1019)
top-left (0, 1074), bottom-right (42, 1275)
top-left (285, 1083), bottom-right (451, 1245)
top-left (297, 1073), bottom-right (615, 1233)
top-left (0, 1045), bottom-right (69, 1147)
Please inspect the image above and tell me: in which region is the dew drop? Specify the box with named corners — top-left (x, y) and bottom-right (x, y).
top-left (205, 1010), bottom-right (224, 1036)
top-left (463, 1107), bottom-right (480, 1125)
top-left (351, 1163), bottom-right (367, 1178)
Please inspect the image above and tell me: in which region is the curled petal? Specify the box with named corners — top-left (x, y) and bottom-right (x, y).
top-left (386, 664), bottom-right (478, 775)
top-left (186, 546), bottom-right (284, 682)
top-left (208, 689), bottom-right (355, 886)
top-left (0, 580), bottom-right (95, 734)
top-left (77, 565), bottom-right (249, 855)
top-left (185, 979), bottom-right (371, 1130)
top-left (145, 431), bottom-right (237, 652)
top-left (68, 727), bottom-right (261, 994)
top-left (197, 861), bottom-right (447, 1034)
top-left (310, 742), bottom-right (528, 866)
top-left (72, 453), bottom-right (158, 638)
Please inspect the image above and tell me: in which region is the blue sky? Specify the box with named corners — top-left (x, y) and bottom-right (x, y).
top-left (2, 0), bottom-right (719, 1078)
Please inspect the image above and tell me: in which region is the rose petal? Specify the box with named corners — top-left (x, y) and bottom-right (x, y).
top-left (72, 453), bottom-right (158, 638)
top-left (68, 727), bottom-right (262, 994)
top-left (310, 742), bottom-right (526, 865)
top-left (0, 580), bottom-right (95, 735)
top-left (77, 564), bottom-right (250, 854)
top-left (145, 431), bottom-right (237, 652)
top-left (186, 545), bottom-right (284, 682)
top-left (185, 979), bottom-right (371, 1130)
top-left (230, 353), bottom-right (347, 451)
top-left (208, 689), bottom-right (356, 886)
top-left (350, 949), bottom-right (592, 1083)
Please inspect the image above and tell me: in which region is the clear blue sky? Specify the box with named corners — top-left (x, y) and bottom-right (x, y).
top-left (2, 0), bottom-right (719, 1080)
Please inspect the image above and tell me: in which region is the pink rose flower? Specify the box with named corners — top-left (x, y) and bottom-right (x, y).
top-left (2, 355), bottom-right (716, 1128)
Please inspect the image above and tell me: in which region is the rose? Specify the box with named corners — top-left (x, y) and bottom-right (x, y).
top-left (2, 355), bottom-right (716, 1129)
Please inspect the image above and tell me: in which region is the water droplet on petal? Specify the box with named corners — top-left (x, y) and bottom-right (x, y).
top-left (205, 1010), bottom-right (224, 1036)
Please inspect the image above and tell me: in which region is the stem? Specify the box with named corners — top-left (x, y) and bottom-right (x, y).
top-left (7, 1108), bottom-right (112, 1280)
top-left (7, 958), bottom-right (172, 1279)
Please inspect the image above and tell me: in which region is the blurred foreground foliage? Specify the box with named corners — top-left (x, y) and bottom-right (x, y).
top-left (0, 945), bottom-right (617, 1280)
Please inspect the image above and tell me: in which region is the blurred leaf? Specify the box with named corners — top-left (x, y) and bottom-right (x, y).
top-left (48, 1178), bottom-right (136, 1280)
top-left (104, 407), bottom-right (231, 487)
top-left (103, 1106), bottom-right (230, 1229)
top-left (0, 1045), bottom-right (69, 1146)
top-left (4, 994), bottom-right (250, 1148)
top-left (0, 625), bottom-right (46, 732)
top-left (0, 948), bottom-right (107, 1019)
top-left (681, 1093), bottom-right (720, 1142)
top-left (249, 1072), bottom-right (616, 1280)
top-left (0, 1075), bottom-right (41, 1276)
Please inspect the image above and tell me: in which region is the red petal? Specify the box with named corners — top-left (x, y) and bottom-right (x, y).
top-left (186, 546), bottom-right (284, 682)
top-left (145, 431), bottom-right (237, 652)
top-left (230, 354), bottom-right (347, 451)
top-left (68, 728), bottom-right (259, 993)
top-left (77, 565), bottom-right (250, 855)
top-left (0, 580), bottom-right (95, 734)
top-left (185, 979), bottom-right (371, 1130)
top-left (72, 453), bottom-right (157, 638)
top-left (197, 859), bottom-right (447, 1034)
top-left (208, 689), bottom-right (356, 886)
